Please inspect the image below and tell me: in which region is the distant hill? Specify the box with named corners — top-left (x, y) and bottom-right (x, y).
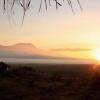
top-left (0, 43), bottom-right (73, 59)
top-left (0, 43), bottom-right (38, 55)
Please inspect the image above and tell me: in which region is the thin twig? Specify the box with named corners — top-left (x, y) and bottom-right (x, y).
top-left (77, 0), bottom-right (83, 11)
top-left (39, 0), bottom-right (42, 12)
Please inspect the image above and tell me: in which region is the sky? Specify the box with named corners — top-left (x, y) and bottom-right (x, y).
top-left (0, 0), bottom-right (100, 60)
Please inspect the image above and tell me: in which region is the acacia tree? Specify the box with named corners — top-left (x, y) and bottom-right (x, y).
top-left (2, 0), bottom-right (82, 24)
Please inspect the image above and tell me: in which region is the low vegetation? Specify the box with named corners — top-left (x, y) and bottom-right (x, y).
top-left (0, 62), bottom-right (100, 100)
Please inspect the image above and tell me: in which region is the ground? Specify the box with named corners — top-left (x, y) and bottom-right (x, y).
top-left (0, 63), bottom-right (100, 100)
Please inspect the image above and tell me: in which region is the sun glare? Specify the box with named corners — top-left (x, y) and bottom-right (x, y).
top-left (91, 48), bottom-right (100, 72)
top-left (93, 48), bottom-right (100, 61)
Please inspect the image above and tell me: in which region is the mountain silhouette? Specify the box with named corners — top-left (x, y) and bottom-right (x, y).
top-left (0, 43), bottom-right (67, 59)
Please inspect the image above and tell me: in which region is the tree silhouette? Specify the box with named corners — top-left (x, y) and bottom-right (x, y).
top-left (2, 0), bottom-right (82, 24)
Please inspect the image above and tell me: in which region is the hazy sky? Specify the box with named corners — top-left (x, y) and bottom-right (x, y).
top-left (0, 0), bottom-right (100, 60)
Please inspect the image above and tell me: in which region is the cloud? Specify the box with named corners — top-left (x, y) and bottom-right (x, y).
top-left (51, 48), bottom-right (92, 52)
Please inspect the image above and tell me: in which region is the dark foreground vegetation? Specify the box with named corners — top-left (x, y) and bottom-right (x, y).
top-left (0, 62), bottom-right (100, 100)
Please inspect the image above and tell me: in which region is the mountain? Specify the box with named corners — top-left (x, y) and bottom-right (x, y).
top-left (0, 43), bottom-right (68, 59)
top-left (0, 43), bottom-right (36, 54)
top-left (0, 43), bottom-right (90, 64)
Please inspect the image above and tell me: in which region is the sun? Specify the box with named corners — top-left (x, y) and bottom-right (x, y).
top-left (93, 48), bottom-right (100, 61)
top-left (91, 48), bottom-right (100, 72)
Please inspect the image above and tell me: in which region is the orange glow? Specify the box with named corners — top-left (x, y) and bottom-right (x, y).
top-left (92, 62), bottom-right (100, 73)
top-left (92, 49), bottom-right (100, 73)
top-left (93, 48), bottom-right (100, 61)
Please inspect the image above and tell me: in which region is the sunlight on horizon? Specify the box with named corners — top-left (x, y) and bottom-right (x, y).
top-left (93, 48), bottom-right (100, 61)
top-left (0, 0), bottom-right (100, 63)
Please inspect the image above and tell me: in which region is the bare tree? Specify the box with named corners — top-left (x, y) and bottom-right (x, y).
top-left (2, 0), bottom-right (82, 24)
